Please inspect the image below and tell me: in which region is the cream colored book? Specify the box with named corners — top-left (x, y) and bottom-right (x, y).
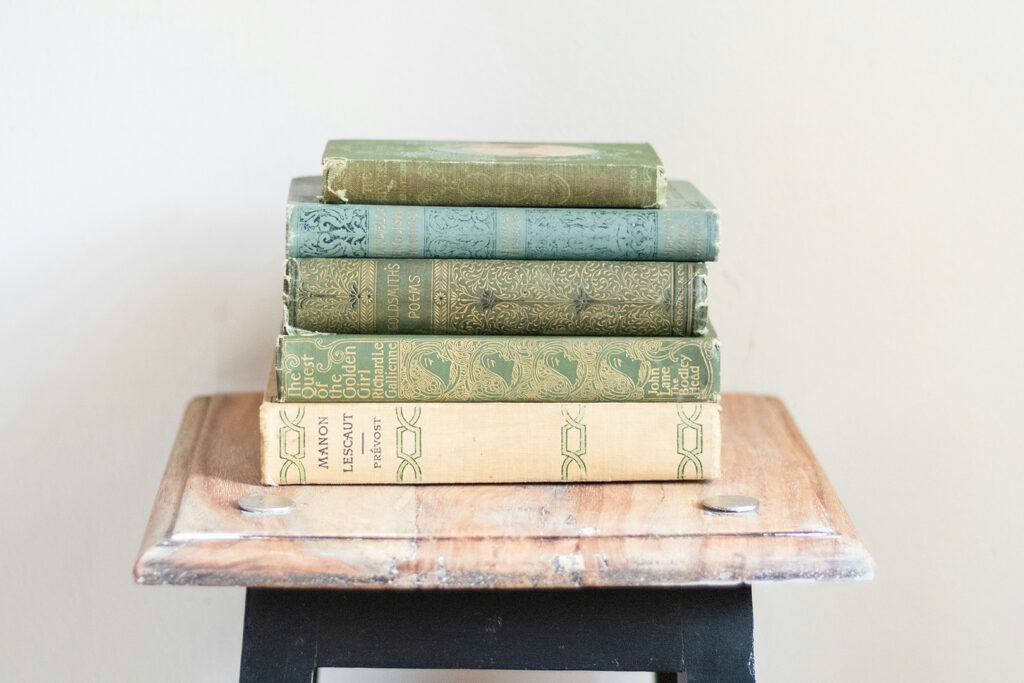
top-left (261, 377), bottom-right (720, 485)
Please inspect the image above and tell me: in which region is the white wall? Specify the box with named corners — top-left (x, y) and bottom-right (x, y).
top-left (2, 1), bottom-right (1022, 681)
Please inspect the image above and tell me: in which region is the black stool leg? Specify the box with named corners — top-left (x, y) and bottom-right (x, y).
top-left (656, 583), bottom-right (756, 683)
top-left (239, 589), bottom-right (317, 683)
top-left (239, 586), bottom-right (754, 682)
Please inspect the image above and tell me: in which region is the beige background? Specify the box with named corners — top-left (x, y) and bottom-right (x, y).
top-left (2, 1), bottom-right (1022, 681)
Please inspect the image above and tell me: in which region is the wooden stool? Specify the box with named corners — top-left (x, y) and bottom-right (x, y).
top-left (135, 393), bottom-right (871, 682)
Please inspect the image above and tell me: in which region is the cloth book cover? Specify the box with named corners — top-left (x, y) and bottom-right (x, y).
top-left (322, 140), bottom-right (666, 208)
top-left (286, 176), bottom-right (719, 262)
top-left (260, 376), bottom-right (721, 485)
top-left (285, 258), bottom-right (709, 337)
top-left (276, 325), bottom-right (720, 403)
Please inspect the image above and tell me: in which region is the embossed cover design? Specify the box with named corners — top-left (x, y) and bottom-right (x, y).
top-left (260, 393), bottom-right (721, 485)
top-left (276, 327), bottom-right (720, 403)
top-left (285, 258), bottom-right (708, 337)
top-left (322, 140), bottom-right (666, 208)
top-left (286, 177), bottom-right (719, 261)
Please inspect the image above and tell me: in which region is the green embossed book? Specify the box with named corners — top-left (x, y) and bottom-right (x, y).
top-left (275, 326), bottom-right (720, 403)
top-left (285, 258), bottom-right (708, 337)
top-left (322, 140), bottom-right (666, 208)
top-left (261, 381), bottom-right (721, 485)
top-left (286, 177), bottom-right (719, 262)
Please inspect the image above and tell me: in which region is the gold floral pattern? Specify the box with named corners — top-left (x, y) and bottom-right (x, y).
top-left (286, 258), bottom-right (708, 337)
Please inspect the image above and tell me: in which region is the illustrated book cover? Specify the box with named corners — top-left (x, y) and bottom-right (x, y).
top-left (276, 326), bottom-right (720, 403)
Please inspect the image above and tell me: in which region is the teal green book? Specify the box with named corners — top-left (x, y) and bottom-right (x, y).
top-left (322, 140), bottom-right (666, 208)
top-left (285, 258), bottom-right (708, 337)
top-left (276, 326), bottom-right (720, 403)
top-left (286, 177), bottom-right (719, 261)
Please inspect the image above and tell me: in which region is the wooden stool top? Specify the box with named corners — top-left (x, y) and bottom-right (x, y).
top-left (134, 393), bottom-right (872, 589)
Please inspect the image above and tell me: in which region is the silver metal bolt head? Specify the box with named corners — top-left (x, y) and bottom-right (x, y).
top-left (238, 494), bottom-right (295, 515)
top-left (701, 494), bottom-right (760, 514)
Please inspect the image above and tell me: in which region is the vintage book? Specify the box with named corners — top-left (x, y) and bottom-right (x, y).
top-left (276, 326), bottom-right (720, 403)
top-left (261, 379), bottom-right (721, 485)
top-left (285, 258), bottom-right (708, 337)
top-left (322, 140), bottom-right (666, 208)
top-left (286, 176), bottom-right (719, 262)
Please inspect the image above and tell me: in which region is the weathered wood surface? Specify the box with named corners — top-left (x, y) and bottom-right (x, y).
top-left (134, 393), bottom-right (872, 588)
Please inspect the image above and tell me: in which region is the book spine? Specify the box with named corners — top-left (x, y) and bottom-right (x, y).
top-left (286, 259), bottom-right (708, 337)
top-left (285, 203), bottom-right (719, 262)
top-left (261, 400), bottom-right (720, 484)
top-left (276, 332), bottom-right (720, 402)
top-left (322, 158), bottom-right (664, 208)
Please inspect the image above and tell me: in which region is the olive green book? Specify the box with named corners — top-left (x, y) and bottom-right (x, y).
top-left (285, 258), bottom-right (708, 337)
top-left (322, 140), bottom-right (666, 208)
top-left (261, 378), bottom-right (720, 484)
top-left (276, 326), bottom-right (719, 403)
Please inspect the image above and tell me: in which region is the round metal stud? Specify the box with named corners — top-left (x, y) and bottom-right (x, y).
top-left (701, 494), bottom-right (760, 514)
top-left (238, 494), bottom-right (295, 515)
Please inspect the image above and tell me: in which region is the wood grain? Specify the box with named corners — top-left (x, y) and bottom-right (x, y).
top-left (134, 393), bottom-right (872, 588)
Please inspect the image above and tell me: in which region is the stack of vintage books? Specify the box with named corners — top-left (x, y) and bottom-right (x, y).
top-left (261, 140), bottom-right (721, 485)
